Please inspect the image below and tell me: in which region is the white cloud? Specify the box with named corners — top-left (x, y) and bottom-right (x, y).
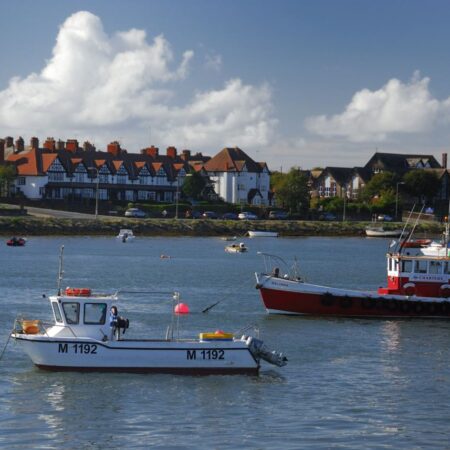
top-left (0, 10), bottom-right (275, 153)
top-left (305, 73), bottom-right (447, 142)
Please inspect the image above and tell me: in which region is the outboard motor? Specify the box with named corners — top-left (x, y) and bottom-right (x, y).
top-left (243, 336), bottom-right (288, 367)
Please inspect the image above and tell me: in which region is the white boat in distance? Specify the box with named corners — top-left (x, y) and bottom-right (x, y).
top-left (365, 227), bottom-right (402, 238)
top-left (12, 247), bottom-right (286, 374)
top-left (116, 229), bottom-right (135, 242)
top-left (247, 230), bottom-right (279, 238)
top-left (225, 242), bottom-right (248, 253)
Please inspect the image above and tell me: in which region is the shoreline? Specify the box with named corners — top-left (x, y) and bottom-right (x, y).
top-left (0, 216), bottom-right (443, 237)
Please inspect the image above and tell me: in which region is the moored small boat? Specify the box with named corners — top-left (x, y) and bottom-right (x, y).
top-left (6, 237), bottom-right (26, 246)
top-left (365, 227), bottom-right (402, 237)
top-left (247, 230), bottom-right (279, 238)
top-left (12, 247), bottom-right (286, 374)
top-left (116, 229), bottom-right (135, 242)
top-left (225, 242), bottom-right (248, 253)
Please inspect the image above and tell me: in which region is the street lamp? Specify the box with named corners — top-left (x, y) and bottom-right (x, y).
top-left (342, 187), bottom-right (347, 222)
top-left (395, 182), bottom-right (405, 221)
top-left (88, 167), bottom-right (99, 219)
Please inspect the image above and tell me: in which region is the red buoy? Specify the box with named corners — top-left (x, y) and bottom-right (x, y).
top-left (174, 303), bottom-right (190, 314)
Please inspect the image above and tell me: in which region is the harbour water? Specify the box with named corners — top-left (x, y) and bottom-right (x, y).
top-left (1, 235), bottom-right (450, 449)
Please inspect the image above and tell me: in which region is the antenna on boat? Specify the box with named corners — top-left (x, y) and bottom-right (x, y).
top-left (57, 245), bottom-right (65, 295)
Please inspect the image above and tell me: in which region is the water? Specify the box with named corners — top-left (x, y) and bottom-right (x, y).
top-left (1, 236), bottom-right (450, 449)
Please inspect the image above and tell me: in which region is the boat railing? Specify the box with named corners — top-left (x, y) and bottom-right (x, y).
top-left (13, 317), bottom-right (79, 338)
top-left (256, 252), bottom-right (302, 281)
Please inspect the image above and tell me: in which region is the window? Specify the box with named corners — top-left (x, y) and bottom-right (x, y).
top-left (84, 303), bottom-right (107, 325)
top-left (429, 261), bottom-right (442, 274)
top-left (52, 302), bottom-right (63, 323)
top-left (62, 302), bottom-right (80, 324)
top-left (17, 177), bottom-right (26, 186)
top-left (402, 260), bottom-right (413, 273)
top-left (445, 262), bottom-right (450, 274)
top-left (414, 260), bottom-right (427, 274)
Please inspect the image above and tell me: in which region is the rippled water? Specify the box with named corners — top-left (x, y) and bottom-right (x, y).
top-left (1, 235), bottom-right (450, 449)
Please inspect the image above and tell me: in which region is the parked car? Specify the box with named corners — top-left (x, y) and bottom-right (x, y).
top-left (269, 210), bottom-right (289, 220)
top-left (221, 212), bottom-right (239, 220)
top-left (185, 210), bottom-right (201, 219)
top-left (377, 214), bottom-right (393, 222)
top-left (319, 212), bottom-right (337, 221)
top-left (202, 211), bottom-right (218, 219)
top-left (238, 211), bottom-right (258, 220)
top-left (124, 208), bottom-right (147, 218)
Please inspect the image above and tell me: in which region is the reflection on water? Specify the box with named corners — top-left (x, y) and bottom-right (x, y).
top-left (0, 237), bottom-right (450, 449)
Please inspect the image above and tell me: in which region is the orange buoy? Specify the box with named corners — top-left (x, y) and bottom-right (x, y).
top-left (174, 303), bottom-right (189, 314)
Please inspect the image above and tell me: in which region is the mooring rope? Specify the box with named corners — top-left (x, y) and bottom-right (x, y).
top-left (0, 329), bottom-right (14, 362)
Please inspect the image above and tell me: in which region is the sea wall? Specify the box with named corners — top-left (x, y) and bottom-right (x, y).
top-left (0, 217), bottom-right (443, 237)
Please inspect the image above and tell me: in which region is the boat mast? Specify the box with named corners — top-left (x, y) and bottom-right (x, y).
top-left (57, 245), bottom-right (65, 295)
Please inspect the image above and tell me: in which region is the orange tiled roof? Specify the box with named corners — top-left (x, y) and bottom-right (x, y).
top-left (41, 153), bottom-right (58, 172)
top-left (7, 149), bottom-right (40, 176)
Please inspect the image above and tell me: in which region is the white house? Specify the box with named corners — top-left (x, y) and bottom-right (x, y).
top-left (203, 147), bottom-right (270, 205)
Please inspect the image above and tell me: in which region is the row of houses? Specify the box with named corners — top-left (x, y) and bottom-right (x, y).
top-left (2, 134), bottom-right (448, 208)
top-left (0, 137), bottom-right (270, 206)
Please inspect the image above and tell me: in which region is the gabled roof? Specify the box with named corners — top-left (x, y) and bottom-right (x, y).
top-left (365, 152), bottom-right (441, 173)
top-left (7, 149), bottom-right (41, 176)
top-left (203, 147), bottom-right (263, 173)
top-left (42, 153), bottom-right (59, 172)
top-left (321, 167), bottom-right (353, 185)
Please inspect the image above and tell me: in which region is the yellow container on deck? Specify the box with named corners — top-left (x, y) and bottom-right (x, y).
top-left (199, 332), bottom-right (234, 341)
top-left (22, 320), bottom-right (40, 334)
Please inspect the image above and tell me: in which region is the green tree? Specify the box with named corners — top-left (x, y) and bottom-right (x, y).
top-left (181, 172), bottom-right (207, 201)
top-left (0, 165), bottom-right (16, 198)
top-left (403, 170), bottom-right (440, 203)
top-left (361, 171), bottom-right (397, 200)
top-left (273, 167), bottom-right (310, 213)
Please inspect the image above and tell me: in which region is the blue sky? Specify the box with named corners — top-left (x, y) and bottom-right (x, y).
top-left (1, 0), bottom-right (450, 170)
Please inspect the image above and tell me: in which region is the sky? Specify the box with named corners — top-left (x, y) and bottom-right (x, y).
top-left (1, 0), bottom-right (450, 170)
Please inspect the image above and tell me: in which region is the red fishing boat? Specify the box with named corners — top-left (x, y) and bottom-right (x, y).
top-left (255, 227), bottom-right (450, 318)
top-left (6, 237), bottom-right (26, 247)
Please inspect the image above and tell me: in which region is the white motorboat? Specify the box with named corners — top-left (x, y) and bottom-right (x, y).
top-left (365, 227), bottom-right (402, 238)
top-left (247, 230), bottom-right (279, 238)
top-left (225, 242), bottom-right (248, 253)
top-left (116, 229), bottom-right (135, 242)
top-left (12, 247), bottom-right (286, 374)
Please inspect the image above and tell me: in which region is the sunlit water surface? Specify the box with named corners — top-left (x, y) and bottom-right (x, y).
top-left (0, 236), bottom-right (449, 449)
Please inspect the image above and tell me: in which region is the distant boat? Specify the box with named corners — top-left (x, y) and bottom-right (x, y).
top-left (116, 229), bottom-right (135, 242)
top-left (365, 227), bottom-right (402, 238)
top-left (220, 236), bottom-right (237, 241)
top-left (225, 242), bottom-right (248, 253)
top-left (6, 237), bottom-right (26, 247)
top-left (247, 230), bottom-right (279, 238)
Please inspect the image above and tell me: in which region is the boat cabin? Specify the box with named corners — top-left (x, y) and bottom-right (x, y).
top-left (379, 253), bottom-right (450, 297)
top-left (47, 288), bottom-right (121, 340)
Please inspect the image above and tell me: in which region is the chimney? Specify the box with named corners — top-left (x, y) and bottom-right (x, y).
top-left (0, 139), bottom-right (4, 163)
top-left (5, 136), bottom-right (13, 148)
top-left (56, 139), bottom-right (65, 150)
top-left (443, 152), bottom-right (448, 169)
top-left (15, 137), bottom-right (24, 153)
top-left (43, 137), bottom-right (56, 151)
top-left (83, 141), bottom-right (95, 152)
top-left (142, 145), bottom-right (159, 157)
top-left (66, 139), bottom-right (79, 152)
top-left (181, 149), bottom-right (191, 161)
top-left (30, 136), bottom-right (39, 150)
top-left (107, 141), bottom-right (121, 156)
top-left (166, 146), bottom-right (177, 158)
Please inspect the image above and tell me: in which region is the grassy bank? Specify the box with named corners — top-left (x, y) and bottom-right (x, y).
top-left (0, 216), bottom-right (444, 237)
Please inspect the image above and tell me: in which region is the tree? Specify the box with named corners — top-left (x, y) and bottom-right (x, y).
top-left (272, 167), bottom-right (310, 213)
top-left (0, 165), bottom-right (16, 198)
top-left (403, 170), bottom-right (440, 204)
top-left (361, 171), bottom-right (397, 200)
top-left (181, 172), bottom-right (207, 201)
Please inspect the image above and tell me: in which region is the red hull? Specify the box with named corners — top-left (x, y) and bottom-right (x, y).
top-left (259, 287), bottom-right (450, 318)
